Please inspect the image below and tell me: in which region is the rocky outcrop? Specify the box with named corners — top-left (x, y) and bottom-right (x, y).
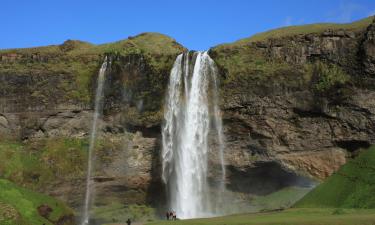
top-left (210, 16), bottom-right (375, 181)
top-left (0, 33), bottom-right (183, 219)
top-left (363, 20), bottom-right (375, 74)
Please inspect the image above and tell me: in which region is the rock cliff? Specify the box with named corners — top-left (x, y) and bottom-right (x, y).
top-left (210, 16), bottom-right (375, 182)
top-left (0, 17), bottom-right (375, 221)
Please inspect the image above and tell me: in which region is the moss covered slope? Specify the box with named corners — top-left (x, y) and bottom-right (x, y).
top-left (0, 179), bottom-right (74, 225)
top-left (295, 146), bottom-right (375, 208)
top-left (0, 32), bottom-right (185, 106)
top-left (222, 16), bottom-right (373, 47)
top-left (0, 139), bottom-right (87, 191)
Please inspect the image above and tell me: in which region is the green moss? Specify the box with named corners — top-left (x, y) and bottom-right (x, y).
top-left (0, 32), bottom-right (185, 106)
top-left (308, 61), bottom-right (350, 92)
top-left (0, 179), bottom-right (74, 225)
top-left (251, 187), bottom-right (311, 211)
top-left (211, 45), bottom-right (296, 85)
top-left (0, 138), bottom-right (88, 190)
top-left (92, 203), bottom-right (156, 223)
top-left (210, 46), bottom-right (310, 101)
top-left (295, 146), bottom-right (375, 208)
top-left (0, 201), bottom-right (27, 225)
top-left (223, 16), bottom-right (373, 47)
top-left (147, 208), bottom-right (375, 225)
top-left (99, 32), bottom-right (184, 56)
top-left (211, 16), bottom-right (372, 89)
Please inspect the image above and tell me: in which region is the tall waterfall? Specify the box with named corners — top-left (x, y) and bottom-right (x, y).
top-left (162, 52), bottom-right (226, 219)
top-left (81, 57), bottom-right (108, 225)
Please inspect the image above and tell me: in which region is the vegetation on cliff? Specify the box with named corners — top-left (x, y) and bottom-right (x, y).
top-left (92, 202), bottom-right (156, 224)
top-left (308, 61), bottom-right (350, 92)
top-left (234, 16), bottom-right (373, 45)
top-left (295, 146), bottom-right (375, 208)
top-left (210, 16), bottom-right (373, 89)
top-left (0, 33), bottom-right (185, 105)
top-left (0, 139), bottom-right (87, 190)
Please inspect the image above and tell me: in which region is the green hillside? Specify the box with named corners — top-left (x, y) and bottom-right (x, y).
top-left (224, 16), bottom-right (374, 47)
top-left (0, 179), bottom-right (74, 225)
top-left (295, 146), bottom-right (375, 208)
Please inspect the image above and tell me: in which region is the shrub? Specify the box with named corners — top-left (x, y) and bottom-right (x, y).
top-left (311, 61), bottom-right (350, 92)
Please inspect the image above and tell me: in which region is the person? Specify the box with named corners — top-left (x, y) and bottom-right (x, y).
top-left (166, 211), bottom-right (170, 220)
top-left (173, 211), bottom-right (176, 220)
top-left (126, 218), bottom-right (131, 225)
top-left (169, 211), bottom-right (173, 220)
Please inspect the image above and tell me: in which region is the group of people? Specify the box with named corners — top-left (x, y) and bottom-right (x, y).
top-left (166, 210), bottom-right (177, 220)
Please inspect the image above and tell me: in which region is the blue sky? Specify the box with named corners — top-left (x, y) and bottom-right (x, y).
top-left (1, 0), bottom-right (375, 50)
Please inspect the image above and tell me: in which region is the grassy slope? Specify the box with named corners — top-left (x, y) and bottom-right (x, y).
top-left (0, 32), bottom-right (185, 104)
top-left (251, 187), bottom-right (311, 211)
top-left (295, 146), bottom-right (375, 208)
top-left (147, 208), bottom-right (375, 225)
top-left (0, 137), bottom-right (121, 190)
top-left (92, 202), bottom-right (156, 224)
top-left (211, 16), bottom-right (373, 89)
top-left (228, 16), bottom-right (374, 47)
top-left (0, 32), bottom-right (183, 56)
top-left (0, 179), bottom-right (74, 225)
top-left (0, 138), bottom-right (88, 190)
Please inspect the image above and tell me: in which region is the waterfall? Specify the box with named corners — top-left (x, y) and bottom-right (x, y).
top-left (81, 57), bottom-right (108, 225)
top-left (162, 51), bottom-right (226, 219)
top-left (210, 57), bottom-right (226, 193)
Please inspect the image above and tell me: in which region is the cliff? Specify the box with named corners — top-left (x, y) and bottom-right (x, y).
top-left (210, 16), bottom-right (375, 182)
top-left (0, 16), bottom-right (375, 222)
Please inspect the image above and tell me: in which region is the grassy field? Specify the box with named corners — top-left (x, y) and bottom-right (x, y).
top-left (146, 208), bottom-right (375, 225)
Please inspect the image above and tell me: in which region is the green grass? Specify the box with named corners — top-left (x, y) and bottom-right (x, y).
top-left (0, 32), bottom-right (185, 105)
top-left (295, 146), bottom-right (375, 208)
top-left (306, 61), bottom-right (351, 92)
top-left (147, 208), bottom-right (375, 225)
top-left (229, 16), bottom-right (374, 46)
top-left (92, 202), bottom-right (156, 224)
top-left (0, 32), bottom-right (183, 55)
top-left (210, 16), bottom-right (373, 88)
top-left (0, 138), bottom-right (88, 190)
top-left (251, 187), bottom-right (311, 211)
top-left (0, 179), bottom-right (74, 225)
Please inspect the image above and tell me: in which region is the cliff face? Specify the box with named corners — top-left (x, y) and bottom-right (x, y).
top-left (0, 33), bottom-right (184, 215)
top-left (0, 17), bottom-right (375, 218)
top-left (210, 16), bottom-right (375, 181)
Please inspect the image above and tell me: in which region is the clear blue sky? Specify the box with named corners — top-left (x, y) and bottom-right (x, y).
top-left (1, 0), bottom-right (375, 50)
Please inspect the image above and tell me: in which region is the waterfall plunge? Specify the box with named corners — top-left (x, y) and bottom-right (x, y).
top-left (81, 57), bottom-right (108, 225)
top-left (162, 52), bottom-right (226, 219)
